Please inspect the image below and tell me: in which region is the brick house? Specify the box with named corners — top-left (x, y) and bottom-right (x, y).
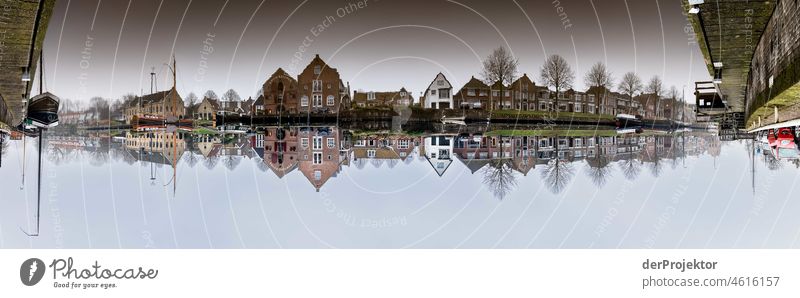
top-left (509, 74), bottom-right (538, 111)
top-left (490, 81), bottom-right (512, 110)
top-left (124, 87), bottom-right (185, 123)
top-left (259, 126), bottom-right (300, 178)
top-left (454, 76), bottom-right (490, 109)
top-left (259, 68), bottom-right (300, 116)
top-left (585, 86), bottom-right (616, 116)
top-left (297, 55), bottom-right (349, 114)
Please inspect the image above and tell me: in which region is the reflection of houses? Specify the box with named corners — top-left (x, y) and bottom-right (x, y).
top-left (195, 134), bottom-right (221, 157)
top-left (421, 135), bottom-right (454, 176)
top-left (124, 87), bottom-right (185, 123)
top-left (259, 68), bottom-right (299, 115)
top-left (123, 130), bottom-right (187, 166)
top-left (297, 55), bottom-right (350, 114)
top-left (421, 73), bottom-right (453, 109)
top-left (352, 88), bottom-right (413, 108)
top-left (297, 126), bottom-right (347, 191)
top-left (257, 127), bottom-right (299, 178)
top-left (352, 135), bottom-right (416, 169)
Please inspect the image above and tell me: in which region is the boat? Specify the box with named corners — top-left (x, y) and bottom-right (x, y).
top-left (441, 115), bottom-right (466, 125)
top-left (25, 92), bottom-right (60, 129)
top-left (615, 113), bottom-right (642, 129)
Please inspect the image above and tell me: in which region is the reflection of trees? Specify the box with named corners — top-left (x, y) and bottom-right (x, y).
top-left (648, 158), bottom-right (663, 177)
top-left (203, 155), bottom-right (219, 170)
top-left (541, 158), bottom-right (574, 194)
top-left (223, 156), bottom-right (241, 171)
top-left (619, 158), bottom-right (641, 180)
top-left (387, 159), bottom-right (399, 169)
top-left (89, 149), bottom-right (109, 167)
top-left (47, 145), bottom-right (66, 165)
top-left (585, 155), bottom-right (613, 188)
top-left (481, 159), bottom-right (518, 200)
top-left (182, 152), bottom-right (199, 168)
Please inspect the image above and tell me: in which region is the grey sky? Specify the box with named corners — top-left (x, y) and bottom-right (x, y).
top-left (40, 0), bottom-right (709, 102)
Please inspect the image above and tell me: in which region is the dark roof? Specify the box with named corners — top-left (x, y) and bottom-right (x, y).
top-left (461, 76), bottom-right (489, 89)
top-left (127, 89), bottom-right (173, 108)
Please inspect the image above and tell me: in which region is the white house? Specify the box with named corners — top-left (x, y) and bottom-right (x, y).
top-left (422, 135), bottom-right (454, 176)
top-left (422, 73), bottom-right (453, 109)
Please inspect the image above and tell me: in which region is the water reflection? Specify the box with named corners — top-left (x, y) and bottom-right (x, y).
top-left (6, 124), bottom-right (800, 248)
top-left (42, 126), bottom-right (729, 197)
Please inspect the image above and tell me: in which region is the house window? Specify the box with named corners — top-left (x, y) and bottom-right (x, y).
top-left (312, 80), bottom-right (322, 92)
top-left (301, 96), bottom-right (309, 107)
top-left (431, 89), bottom-right (436, 96)
top-left (367, 92), bottom-right (376, 100)
top-left (576, 104), bottom-right (582, 113)
top-left (437, 80), bottom-right (444, 86)
top-left (313, 94), bottom-right (322, 107)
top-left (367, 150), bottom-right (376, 158)
top-left (301, 138), bottom-right (309, 148)
top-left (314, 65), bottom-right (321, 75)
top-left (327, 138), bottom-right (335, 148)
top-left (313, 152), bottom-right (322, 164)
top-left (314, 170), bottom-right (322, 180)
top-left (467, 89), bottom-right (475, 96)
top-left (327, 95), bottom-right (335, 106)
top-left (313, 136), bottom-right (323, 150)
top-left (479, 90), bottom-right (487, 96)
top-left (438, 89), bottom-right (450, 99)
top-left (398, 139), bottom-right (409, 149)
top-left (540, 103), bottom-right (547, 111)
top-left (492, 90), bottom-right (499, 97)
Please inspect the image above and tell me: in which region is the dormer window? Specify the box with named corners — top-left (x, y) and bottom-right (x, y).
top-left (367, 92), bottom-right (376, 100)
top-left (314, 65), bottom-right (321, 75)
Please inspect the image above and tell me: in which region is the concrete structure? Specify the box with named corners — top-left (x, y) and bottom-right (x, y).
top-left (685, 0), bottom-right (775, 115)
top-left (0, 0), bottom-right (56, 127)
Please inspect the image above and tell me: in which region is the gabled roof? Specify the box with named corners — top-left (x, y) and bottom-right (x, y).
top-left (201, 96), bottom-right (220, 109)
top-left (490, 80), bottom-right (508, 90)
top-left (461, 76), bottom-right (489, 89)
top-left (425, 72), bottom-right (452, 90)
top-left (425, 156), bottom-right (453, 177)
top-left (265, 68), bottom-right (298, 86)
top-left (127, 88), bottom-right (176, 108)
top-left (455, 155), bottom-right (491, 174)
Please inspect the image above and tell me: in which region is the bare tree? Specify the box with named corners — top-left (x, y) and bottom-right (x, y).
top-left (618, 72), bottom-right (642, 114)
top-left (667, 86), bottom-right (679, 121)
top-left (204, 90), bottom-right (219, 100)
top-left (185, 92), bottom-right (198, 117)
top-left (481, 47), bottom-right (518, 111)
top-left (539, 54), bottom-right (574, 111)
top-left (584, 62), bottom-right (614, 88)
top-left (222, 89), bottom-right (241, 102)
top-left (481, 159), bottom-right (518, 200)
top-left (584, 62), bottom-right (613, 114)
top-left (645, 76), bottom-right (663, 96)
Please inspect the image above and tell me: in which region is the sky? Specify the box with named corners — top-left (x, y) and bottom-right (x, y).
top-left (40, 0), bottom-right (710, 102)
top-left (4, 136), bottom-right (800, 249)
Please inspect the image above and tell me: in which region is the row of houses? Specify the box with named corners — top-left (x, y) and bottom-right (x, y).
top-left (120, 54), bottom-right (687, 124)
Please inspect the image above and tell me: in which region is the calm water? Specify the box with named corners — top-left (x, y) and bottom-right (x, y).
top-left (1, 125), bottom-right (799, 248)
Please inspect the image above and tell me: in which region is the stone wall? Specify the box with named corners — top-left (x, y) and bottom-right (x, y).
top-left (746, 0), bottom-right (800, 119)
